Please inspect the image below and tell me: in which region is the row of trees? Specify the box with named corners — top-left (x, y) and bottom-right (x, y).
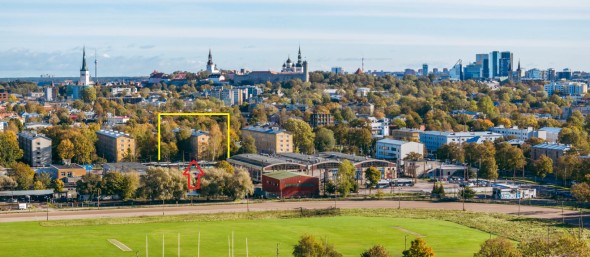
top-left (75, 166), bottom-right (253, 201)
top-left (474, 233), bottom-right (590, 257)
top-left (292, 234), bottom-right (435, 257)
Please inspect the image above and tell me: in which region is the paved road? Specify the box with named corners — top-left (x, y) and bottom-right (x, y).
top-left (0, 200), bottom-right (586, 226)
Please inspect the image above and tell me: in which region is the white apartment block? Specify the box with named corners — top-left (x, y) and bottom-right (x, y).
top-left (368, 117), bottom-right (390, 138)
top-left (489, 126), bottom-right (547, 141)
top-left (544, 81), bottom-right (588, 96)
top-left (419, 131), bottom-right (502, 153)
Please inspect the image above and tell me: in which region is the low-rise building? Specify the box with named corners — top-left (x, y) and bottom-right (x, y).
top-left (18, 131), bottom-right (52, 167)
top-left (538, 127), bottom-right (562, 143)
top-left (544, 81), bottom-right (588, 96)
top-left (489, 125), bottom-right (547, 141)
top-left (310, 113), bottom-right (334, 128)
top-left (390, 128), bottom-right (422, 142)
top-left (531, 143), bottom-right (571, 163)
top-left (48, 164), bottom-right (87, 180)
top-left (419, 131), bottom-right (502, 153)
top-left (262, 171), bottom-right (320, 198)
top-left (241, 126), bottom-right (293, 154)
top-left (96, 130), bottom-right (136, 162)
top-left (367, 117), bottom-right (390, 138)
top-left (375, 139), bottom-right (425, 165)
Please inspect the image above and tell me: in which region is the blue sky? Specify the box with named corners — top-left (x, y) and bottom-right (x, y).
top-left (1, 0), bottom-right (589, 77)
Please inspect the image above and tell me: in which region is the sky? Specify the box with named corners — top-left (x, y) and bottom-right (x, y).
top-left (1, 0), bottom-right (589, 77)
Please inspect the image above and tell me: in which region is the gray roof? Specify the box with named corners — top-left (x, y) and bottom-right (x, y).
top-left (539, 127), bottom-right (562, 134)
top-left (242, 126), bottom-right (290, 135)
top-left (0, 190), bottom-right (53, 196)
top-left (103, 162), bottom-right (148, 173)
top-left (18, 131), bottom-right (51, 141)
top-left (532, 143), bottom-right (571, 151)
top-left (376, 138), bottom-right (416, 145)
top-left (97, 129), bottom-right (132, 139)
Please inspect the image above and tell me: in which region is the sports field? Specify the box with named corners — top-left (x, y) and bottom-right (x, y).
top-left (0, 214), bottom-right (492, 257)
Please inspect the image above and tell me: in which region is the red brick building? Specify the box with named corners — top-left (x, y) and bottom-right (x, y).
top-left (262, 171), bottom-right (319, 198)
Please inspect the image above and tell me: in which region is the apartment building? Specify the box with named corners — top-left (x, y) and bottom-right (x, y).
top-left (18, 131), bottom-right (52, 167)
top-left (190, 130), bottom-right (210, 161)
top-left (241, 126), bottom-right (293, 154)
top-left (96, 130), bottom-right (135, 162)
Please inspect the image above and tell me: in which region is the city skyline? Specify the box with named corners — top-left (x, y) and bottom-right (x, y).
top-left (1, 0), bottom-right (589, 77)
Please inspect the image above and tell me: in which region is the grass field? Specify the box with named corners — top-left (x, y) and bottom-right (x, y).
top-left (0, 207), bottom-right (574, 257)
top-left (0, 215), bottom-right (493, 257)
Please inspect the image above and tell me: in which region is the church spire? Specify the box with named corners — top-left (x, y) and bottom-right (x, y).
top-left (207, 49), bottom-right (213, 65)
top-left (297, 45), bottom-right (302, 63)
top-left (80, 47), bottom-right (88, 72)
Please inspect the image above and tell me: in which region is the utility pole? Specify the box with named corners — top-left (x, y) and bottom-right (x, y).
top-left (276, 243), bottom-right (279, 257)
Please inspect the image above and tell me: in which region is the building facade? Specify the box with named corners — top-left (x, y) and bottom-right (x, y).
top-left (233, 47), bottom-right (309, 84)
top-left (96, 130), bottom-right (135, 162)
top-left (390, 128), bottom-right (422, 142)
top-left (18, 132), bottom-right (52, 167)
top-left (310, 113), bottom-right (334, 128)
top-left (262, 171), bottom-right (320, 198)
top-left (419, 131), bottom-right (502, 153)
top-left (367, 117), bottom-right (390, 138)
top-left (190, 130), bottom-right (210, 161)
top-left (544, 81), bottom-right (588, 96)
top-left (241, 126), bottom-right (293, 154)
top-left (375, 139), bottom-right (425, 165)
top-left (531, 143), bottom-right (571, 163)
top-left (489, 126), bottom-right (547, 141)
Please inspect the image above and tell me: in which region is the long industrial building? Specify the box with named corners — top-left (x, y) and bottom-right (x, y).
top-left (228, 151), bottom-right (396, 183)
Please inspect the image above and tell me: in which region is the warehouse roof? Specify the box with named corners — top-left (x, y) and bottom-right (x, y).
top-left (263, 171), bottom-right (309, 180)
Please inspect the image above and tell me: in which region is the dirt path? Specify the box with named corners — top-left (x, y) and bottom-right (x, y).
top-left (0, 200), bottom-right (586, 227)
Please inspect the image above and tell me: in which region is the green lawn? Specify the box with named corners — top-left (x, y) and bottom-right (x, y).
top-left (0, 215), bottom-right (492, 257)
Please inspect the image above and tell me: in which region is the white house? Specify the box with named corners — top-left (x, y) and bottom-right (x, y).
top-left (368, 117), bottom-right (390, 138)
top-left (376, 139), bottom-right (424, 165)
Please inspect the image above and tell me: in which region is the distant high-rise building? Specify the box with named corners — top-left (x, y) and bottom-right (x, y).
top-left (449, 62), bottom-right (463, 80)
top-left (422, 64), bottom-right (428, 76)
top-left (488, 51), bottom-right (500, 78)
top-left (464, 63), bottom-right (482, 80)
top-left (557, 68), bottom-right (572, 80)
top-left (331, 67), bottom-right (343, 74)
top-left (547, 68), bottom-right (556, 81)
top-left (499, 51), bottom-right (513, 77)
top-left (432, 68), bottom-right (439, 74)
top-left (525, 68), bottom-right (544, 80)
top-left (476, 54), bottom-right (490, 78)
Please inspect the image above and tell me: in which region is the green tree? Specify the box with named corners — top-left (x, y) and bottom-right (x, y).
top-left (402, 238), bottom-right (436, 257)
top-left (556, 154), bottom-right (581, 186)
top-left (0, 132), bottom-right (23, 167)
top-left (52, 179), bottom-right (64, 193)
top-left (431, 182), bottom-right (445, 198)
top-left (82, 86), bottom-right (97, 103)
top-left (474, 237), bottom-right (521, 257)
top-left (0, 175), bottom-right (17, 190)
top-left (215, 160), bottom-right (234, 174)
top-left (285, 118), bottom-right (316, 154)
top-left (292, 234), bottom-right (342, 257)
top-left (459, 186), bottom-right (476, 199)
top-left (495, 143), bottom-right (525, 178)
top-left (518, 233), bottom-right (590, 257)
top-left (479, 158), bottom-right (499, 181)
top-left (364, 166), bottom-right (381, 194)
top-left (76, 173), bottom-right (103, 199)
top-left (337, 160), bottom-right (356, 197)
top-left (532, 155), bottom-right (553, 181)
top-left (314, 127), bottom-right (336, 152)
top-left (57, 139), bottom-right (75, 161)
top-left (198, 168), bottom-right (254, 200)
top-left (404, 152), bottom-right (423, 162)
top-left (572, 182), bottom-right (590, 203)
top-left (239, 134), bottom-right (257, 154)
top-left (477, 96), bottom-right (498, 119)
top-left (120, 172), bottom-right (140, 200)
top-left (436, 142), bottom-right (464, 163)
top-left (34, 172), bottom-right (52, 189)
top-left (103, 172), bottom-right (125, 197)
top-left (361, 245), bottom-right (392, 257)
top-left (8, 162), bottom-right (35, 190)
top-left (139, 167), bottom-right (186, 200)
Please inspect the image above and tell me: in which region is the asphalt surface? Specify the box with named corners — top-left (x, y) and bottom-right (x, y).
top-left (0, 200), bottom-right (587, 227)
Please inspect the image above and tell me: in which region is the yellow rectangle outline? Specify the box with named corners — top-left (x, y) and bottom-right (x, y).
top-left (157, 112), bottom-right (231, 161)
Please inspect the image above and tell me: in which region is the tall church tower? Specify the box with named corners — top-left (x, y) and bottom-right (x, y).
top-left (79, 47), bottom-right (90, 86)
top-left (206, 49), bottom-right (219, 74)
